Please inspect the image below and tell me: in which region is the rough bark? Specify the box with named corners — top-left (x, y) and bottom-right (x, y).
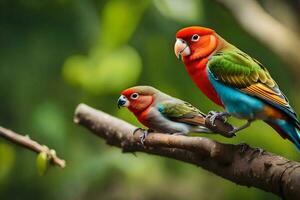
top-left (74, 103), bottom-right (300, 200)
top-left (0, 126), bottom-right (65, 168)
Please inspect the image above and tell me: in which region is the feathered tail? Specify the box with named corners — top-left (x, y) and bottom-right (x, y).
top-left (266, 119), bottom-right (300, 151)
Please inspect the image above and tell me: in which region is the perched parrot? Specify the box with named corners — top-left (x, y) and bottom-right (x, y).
top-left (174, 26), bottom-right (300, 150)
top-left (117, 86), bottom-right (211, 143)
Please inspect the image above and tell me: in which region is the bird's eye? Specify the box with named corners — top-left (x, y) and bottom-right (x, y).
top-left (191, 34), bottom-right (200, 42)
top-left (130, 93), bottom-right (139, 100)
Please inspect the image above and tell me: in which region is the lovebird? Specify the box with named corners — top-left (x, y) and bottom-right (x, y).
top-left (174, 26), bottom-right (300, 150)
top-left (117, 86), bottom-right (211, 143)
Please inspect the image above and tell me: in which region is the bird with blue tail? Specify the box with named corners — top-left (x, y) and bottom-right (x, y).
top-left (174, 26), bottom-right (300, 151)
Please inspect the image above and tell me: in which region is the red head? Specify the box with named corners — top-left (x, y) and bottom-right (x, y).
top-left (118, 86), bottom-right (157, 114)
top-left (174, 26), bottom-right (219, 62)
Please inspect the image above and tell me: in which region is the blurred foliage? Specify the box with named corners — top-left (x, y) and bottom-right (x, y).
top-left (0, 143), bottom-right (15, 184)
top-left (154, 0), bottom-right (203, 23)
top-left (0, 0), bottom-right (299, 200)
top-left (63, 0), bottom-right (148, 94)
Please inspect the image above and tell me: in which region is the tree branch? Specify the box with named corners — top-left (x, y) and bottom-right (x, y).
top-left (215, 0), bottom-right (300, 76)
top-left (0, 126), bottom-right (66, 168)
top-left (74, 103), bottom-right (300, 200)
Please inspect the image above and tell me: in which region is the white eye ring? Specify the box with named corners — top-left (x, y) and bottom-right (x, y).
top-left (191, 34), bottom-right (200, 42)
top-left (130, 93), bottom-right (139, 100)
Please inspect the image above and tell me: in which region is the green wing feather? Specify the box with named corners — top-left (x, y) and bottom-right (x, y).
top-left (208, 49), bottom-right (275, 88)
top-left (208, 47), bottom-right (297, 120)
top-left (159, 101), bottom-right (206, 126)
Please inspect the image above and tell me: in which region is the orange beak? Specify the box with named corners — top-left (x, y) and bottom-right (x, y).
top-left (174, 38), bottom-right (191, 59)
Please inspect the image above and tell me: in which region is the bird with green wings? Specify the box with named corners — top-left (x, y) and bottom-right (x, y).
top-left (117, 86), bottom-right (212, 143)
top-left (175, 26), bottom-right (300, 150)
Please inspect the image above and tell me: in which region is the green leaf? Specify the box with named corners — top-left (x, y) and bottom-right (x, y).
top-left (36, 152), bottom-right (49, 176)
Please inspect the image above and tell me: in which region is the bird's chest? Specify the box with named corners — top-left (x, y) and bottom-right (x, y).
top-left (136, 107), bottom-right (152, 127)
top-left (184, 59), bottom-right (223, 107)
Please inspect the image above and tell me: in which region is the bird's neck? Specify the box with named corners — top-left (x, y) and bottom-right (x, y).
top-left (183, 56), bottom-right (224, 107)
top-left (129, 104), bottom-right (149, 116)
top-left (136, 108), bottom-right (153, 128)
top-left (129, 103), bottom-right (153, 126)
top-left (182, 35), bottom-right (228, 107)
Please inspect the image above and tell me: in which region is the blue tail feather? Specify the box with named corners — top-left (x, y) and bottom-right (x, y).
top-left (273, 119), bottom-right (300, 151)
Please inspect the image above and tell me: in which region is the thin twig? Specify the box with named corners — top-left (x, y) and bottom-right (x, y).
top-left (0, 126), bottom-right (66, 168)
top-left (74, 103), bottom-right (300, 200)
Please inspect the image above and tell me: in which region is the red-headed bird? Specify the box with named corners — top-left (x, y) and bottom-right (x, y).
top-left (174, 26), bottom-right (300, 150)
top-left (117, 86), bottom-right (211, 143)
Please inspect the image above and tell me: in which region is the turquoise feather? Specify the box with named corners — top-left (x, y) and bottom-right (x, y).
top-left (208, 68), bottom-right (300, 150)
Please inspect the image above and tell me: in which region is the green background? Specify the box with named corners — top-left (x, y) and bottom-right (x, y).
top-left (0, 0), bottom-right (299, 199)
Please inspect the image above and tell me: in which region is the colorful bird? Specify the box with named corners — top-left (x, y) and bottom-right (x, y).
top-left (174, 26), bottom-right (300, 150)
top-left (117, 86), bottom-right (211, 143)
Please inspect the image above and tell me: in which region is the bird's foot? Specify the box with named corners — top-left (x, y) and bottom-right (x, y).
top-left (252, 147), bottom-right (265, 156)
top-left (227, 119), bottom-right (253, 135)
top-left (207, 111), bottom-right (231, 126)
top-left (238, 142), bottom-right (250, 154)
top-left (247, 147), bottom-right (265, 162)
top-left (133, 128), bottom-right (153, 145)
top-left (139, 132), bottom-right (148, 145)
top-left (133, 128), bottom-right (146, 135)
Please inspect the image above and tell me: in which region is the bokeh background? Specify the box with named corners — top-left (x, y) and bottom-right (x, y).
top-left (0, 0), bottom-right (299, 199)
